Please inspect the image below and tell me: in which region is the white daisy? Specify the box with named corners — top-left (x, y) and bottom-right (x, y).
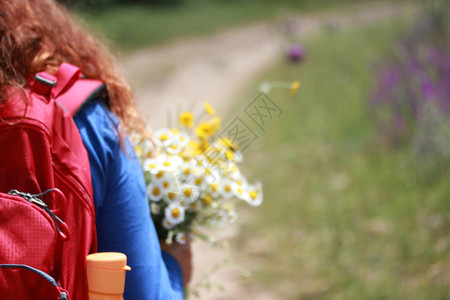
top-left (219, 179), bottom-right (235, 199)
top-left (143, 158), bottom-right (160, 174)
top-left (165, 203), bottom-right (185, 225)
top-left (146, 181), bottom-right (164, 202)
top-left (227, 163), bottom-right (242, 180)
top-left (192, 155), bottom-right (208, 170)
top-left (174, 132), bottom-right (190, 148)
top-left (232, 181), bottom-right (248, 201)
top-left (208, 183), bottom-right (220, 198)
top-left (203, 166), bottom-right (221, 184)
top-left (175, 232), bottom-right (187, 244)
top-left (154, 129), bottom-right (174, 147)
top-left (156, 154), bottom-right (183, 173)
top-left (166, 143), bottom-right (182, 155)
top-left (150, 203), bottom-right (161, 215)
top-left (162, 218), bottom-right (175, 230)
top-left (178, 184), bottom-right (201, 207)
top-left (177, 161), bottom-right (198, 182)
top-left (154, 174), bottom-right (176, 191)
top-left (188, 175), bottom-right (206, 190)
top-left (245, 182), bottom-right (263, 206)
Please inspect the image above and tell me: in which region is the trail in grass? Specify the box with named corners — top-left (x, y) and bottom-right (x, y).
top-left (119, 2), bottom-right (416, 299)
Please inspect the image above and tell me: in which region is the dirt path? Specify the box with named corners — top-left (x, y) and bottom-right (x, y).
top-left (119, 2), bottom-right (416, 299)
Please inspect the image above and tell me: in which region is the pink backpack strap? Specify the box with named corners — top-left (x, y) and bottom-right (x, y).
top-left (54, 63), bottom-right (107, 117)
top-left (52, 63), bottom-right (81, 98)
top-left (30, 63), bottom-right (107, 117)
top-left (56, 78), bottom-right (107, 117)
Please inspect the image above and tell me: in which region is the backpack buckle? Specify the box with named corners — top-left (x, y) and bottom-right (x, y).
top-left (30, 72), bottom-right (57, 98)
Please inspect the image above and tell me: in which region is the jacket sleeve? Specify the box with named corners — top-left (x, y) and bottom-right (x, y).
top-left (74, 100), bottom-right (184, 300)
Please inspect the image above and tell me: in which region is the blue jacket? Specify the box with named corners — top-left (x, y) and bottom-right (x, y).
top-left (74, 100), bottom-right (184, 299)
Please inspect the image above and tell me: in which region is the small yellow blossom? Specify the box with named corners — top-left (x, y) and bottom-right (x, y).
top-left (211, 117), bottom-right (221, 132)
top-left (290, 81), bottom-right (301, 95)
top-left (220, 138), bottom-right (237, 151)
top-left (180, 111), bottom-right (194, 128)
top-left (225, 150), bottom-right (234, 160)
top-left (203, 101), bottom-right (215, 116)
top-left (202, 195), bottom-right (212, 206)
top-left (195, 122), bottom-right (214, 139)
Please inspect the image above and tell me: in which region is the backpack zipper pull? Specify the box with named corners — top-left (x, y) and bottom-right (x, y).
top-left (8, 189), bottom-right (71, 241)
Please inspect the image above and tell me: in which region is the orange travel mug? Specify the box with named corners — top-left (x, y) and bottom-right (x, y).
top-left (86, 252), bottom-right (131, 300)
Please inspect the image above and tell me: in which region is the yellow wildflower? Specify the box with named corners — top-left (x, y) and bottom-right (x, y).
top-left (290, 81), bottom-right (301, 95)
top-left (195, 122), bottom-right (214, 139)
top-left (203, 101), bottom-right (215, 116)
top-left (202, 195), bottom-right (212, 206)
top-left (211, 117), bottom-right (221, 132)
top-left (179, 111), bottom-right (194, 128)
top-left (225, 150), bottom-right (234, 160)
top-left (219, 138), bottom-right (237, 151)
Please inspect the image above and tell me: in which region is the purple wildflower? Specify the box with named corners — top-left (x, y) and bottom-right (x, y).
top-left (287, 44), bottom-right (306, 63)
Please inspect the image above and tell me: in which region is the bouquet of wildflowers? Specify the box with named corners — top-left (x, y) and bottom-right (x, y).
top-left (130, 102), bottom-right (263, 244)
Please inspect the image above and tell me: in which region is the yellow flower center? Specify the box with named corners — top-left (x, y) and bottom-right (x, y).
top-left (195, 178), bottom-right (203, 186)
top-left (184, 188), bottom-right (192, 197)
top-left (159, 134), bottom-right (169, 141)
top-left (202, 195), bottom-right (212, 206)
top-left (163, 181), bottom-right (169, 188)
top-left (224, 185), bottom-right (231, 192)
top-left (211, 184), bottom-right (218, 192)
top-left (135, 145), bottom-right (142, 156)
top-left (171, 208), bottom-right (180, 218)
top-left (163, 161), bottom-right (171, 167)
top-left (152, 187), bottom-right (160, 196)
top-left (168, 192), bottom-right (177, 200)
top-left (250, 191), bottom-right (258, 200)
top-left (156, 171), bottom-right (164, 179)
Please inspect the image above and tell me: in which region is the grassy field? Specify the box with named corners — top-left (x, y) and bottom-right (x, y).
top-left (231, 19), bottom-right (450, 299)
top-left (76, 0), bottom-right (411, 52)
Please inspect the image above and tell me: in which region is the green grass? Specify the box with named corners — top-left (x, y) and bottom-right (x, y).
top-left (76, 0), bottom-right (410, 52)
top-left (230, 19), bottom-right (450, 299)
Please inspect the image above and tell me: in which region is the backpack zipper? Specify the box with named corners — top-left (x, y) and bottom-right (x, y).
top-left (0, 264), bottom-right (69, 299)
top-left (8, 189), bottom-right (70, 240)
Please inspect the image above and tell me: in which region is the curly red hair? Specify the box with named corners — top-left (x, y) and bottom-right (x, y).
top-left (0, 0), bottom-right (145, 133)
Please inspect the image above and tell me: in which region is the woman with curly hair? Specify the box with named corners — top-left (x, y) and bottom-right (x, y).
top-left (0, 0), bottom-right (192, 298)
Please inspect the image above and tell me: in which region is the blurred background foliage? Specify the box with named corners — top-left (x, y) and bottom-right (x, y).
top-left (64, 0), bottom-right (405, 51)
top-left (370, 1), bottom-right (450, 178)
top-left (234, 1), bottom-right (449, 298)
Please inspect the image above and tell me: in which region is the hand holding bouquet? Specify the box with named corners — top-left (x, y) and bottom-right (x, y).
top-left (131, 102), bottom-right (263, 244)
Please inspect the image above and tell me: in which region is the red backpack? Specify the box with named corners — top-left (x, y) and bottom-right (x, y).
top-left (0, 63), bottom-right (103, 299)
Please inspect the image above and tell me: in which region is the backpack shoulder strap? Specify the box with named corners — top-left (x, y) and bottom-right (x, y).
top-left (38, 62), bottom-right (107, 117)
top-left (56, 78), bottom-right (107, 117)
